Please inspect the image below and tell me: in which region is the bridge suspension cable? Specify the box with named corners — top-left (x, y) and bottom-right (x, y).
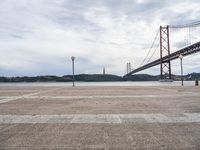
top-left (169, 20), bottom-right (200, 53)
top-left (138, 29), bottom-right (159, 67)
top-left (146, 44), bottom-right (159, 64)
top-left (169, 21), bottom-right (200, 28)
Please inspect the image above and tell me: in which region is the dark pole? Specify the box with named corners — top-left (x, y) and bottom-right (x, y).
top-left (71, 56), bottom-right (75, 87)
top-left (181, 58), bottom-right (183, 86)
top-left (179, 55), bottom-right (184, 86)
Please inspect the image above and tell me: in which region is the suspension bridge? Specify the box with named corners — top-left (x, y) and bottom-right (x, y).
top-left (123, 21), bottom-right (200, 80)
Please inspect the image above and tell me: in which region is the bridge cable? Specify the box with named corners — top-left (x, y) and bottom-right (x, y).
top-left (169, 20), bottom-right (200, 29)
top-left (146, 44), bottom-right (159, 64)
top-left (138, 29), bottom-right (159, 67)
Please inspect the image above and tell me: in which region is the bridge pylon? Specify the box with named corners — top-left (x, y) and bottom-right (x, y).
top-left (160, 26), bottom-right (172, 80)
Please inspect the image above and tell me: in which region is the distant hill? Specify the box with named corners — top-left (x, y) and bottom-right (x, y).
top-left (0, 74), bottom-right (123, 82)
top-left (185, 73), bottom-right (200, 80)
top-left (65, 74), bottom-right (123, 82)
top-left (125, 74), bottom-right (160, 81)
top-left (0, 73), bottom-right (200, 82)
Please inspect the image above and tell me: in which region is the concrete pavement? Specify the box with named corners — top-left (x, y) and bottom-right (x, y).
top-left (0, 85), bottom-right (200, 149)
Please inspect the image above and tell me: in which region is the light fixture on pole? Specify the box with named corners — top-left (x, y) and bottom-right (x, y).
top-left (179, 54), bottom-right (184, 86)
top-left (71, 56), bottom-right (75, 87)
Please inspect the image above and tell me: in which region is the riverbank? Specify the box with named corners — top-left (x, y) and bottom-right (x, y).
top-left (0, 81), bottom-right (198, 87)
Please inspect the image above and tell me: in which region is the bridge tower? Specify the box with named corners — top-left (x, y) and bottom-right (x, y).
top-left (160, 26), bottom-right (172, 80)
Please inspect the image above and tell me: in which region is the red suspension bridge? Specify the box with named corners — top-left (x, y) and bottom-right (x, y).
top-left (123, 21), bottom-right (200, 80)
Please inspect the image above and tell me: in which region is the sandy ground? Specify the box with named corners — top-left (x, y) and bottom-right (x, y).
top-left (0, 85), bottom-right (200, 149)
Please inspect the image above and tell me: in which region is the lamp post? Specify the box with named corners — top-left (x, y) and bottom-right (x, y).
top-left (71, 56), bottom-right (75, 87)
top-left (179, 54), bottom-right (184, 86)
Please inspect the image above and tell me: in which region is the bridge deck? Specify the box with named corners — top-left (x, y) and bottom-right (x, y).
top-left (124, 41), bottom-right (200, 77)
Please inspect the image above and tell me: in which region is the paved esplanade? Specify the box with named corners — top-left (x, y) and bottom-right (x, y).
top-left (0, 85), bottom-right (200, 149)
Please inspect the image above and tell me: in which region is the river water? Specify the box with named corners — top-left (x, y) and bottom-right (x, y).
top-left (0, 81), bottom-right (197, 87)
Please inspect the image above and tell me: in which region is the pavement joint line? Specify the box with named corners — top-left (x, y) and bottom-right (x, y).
top-left (0, 93), bottom-right (40, 104)
top-left (1, 94), bottom-right (200, 101)
top-left (0, 113), bottom-right (200, 124)
top-left (0, 87), bottom-right (66, 104)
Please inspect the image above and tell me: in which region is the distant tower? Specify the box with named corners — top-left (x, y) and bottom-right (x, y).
top-left (103, 67), bottom-right (105, 75)
top-left (126, 62), bottom-right (131, 74)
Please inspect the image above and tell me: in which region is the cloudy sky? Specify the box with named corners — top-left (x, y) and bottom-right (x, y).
top-left (0, 0), bottom-right (200, 77)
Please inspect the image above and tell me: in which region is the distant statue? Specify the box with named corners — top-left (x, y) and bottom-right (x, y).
top-left (103, 67), bottom-right (105, 75)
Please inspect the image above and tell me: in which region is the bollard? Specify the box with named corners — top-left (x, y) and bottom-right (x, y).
top-left (195, 80), bottom-right (199, 86)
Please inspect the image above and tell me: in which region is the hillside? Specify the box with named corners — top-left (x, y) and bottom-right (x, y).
top-left (0, 73), bottom-right (200, 82)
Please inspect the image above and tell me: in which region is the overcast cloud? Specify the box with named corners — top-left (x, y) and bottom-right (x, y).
top-left (0, 0), bottom-right (200, 76)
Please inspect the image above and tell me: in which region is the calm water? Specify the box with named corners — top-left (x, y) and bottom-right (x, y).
top-left (0, 81), bottom-right (197, 87)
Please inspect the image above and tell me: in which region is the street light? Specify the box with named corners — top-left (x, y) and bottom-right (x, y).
top-left (179, 54), bottom-right (184, 86)
top-left (71, 56), bottom-right (75, 87)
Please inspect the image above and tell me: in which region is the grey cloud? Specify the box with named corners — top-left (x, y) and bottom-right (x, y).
top-left (10, 34), bottom-right (24, 39)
